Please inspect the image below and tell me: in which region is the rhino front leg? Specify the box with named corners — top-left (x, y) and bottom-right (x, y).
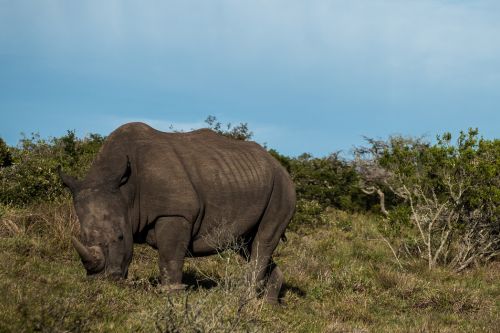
top-left (155, 216), bottom-right (191, 292)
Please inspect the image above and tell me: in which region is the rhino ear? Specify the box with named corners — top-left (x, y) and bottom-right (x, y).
top-left (58, 166), bottom-right (80, 194)
top-left (118, 155), bottom-right (131, 187)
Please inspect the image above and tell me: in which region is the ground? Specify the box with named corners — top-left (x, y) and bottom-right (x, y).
top-left (0, 202), bottom-right (498, 332)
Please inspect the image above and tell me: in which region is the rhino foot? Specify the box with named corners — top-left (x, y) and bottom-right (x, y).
top-left (157, 283), bottom-right (188, 294)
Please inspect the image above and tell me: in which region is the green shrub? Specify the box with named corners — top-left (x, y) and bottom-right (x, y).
top-left (288, 199), bottom-right (327, 231)
top-left (357, 129), bottom-right (499, 270)
top-left (0, 138), bottom-right (12, 167)
top-left (0, 131), bottom-right (104, 206)
top-left (204, 115), bottom-right (254, 141)
top-left (269, 150), bottom-right (370, 212)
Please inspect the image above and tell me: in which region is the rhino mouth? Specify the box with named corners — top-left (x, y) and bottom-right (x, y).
top-left (86, 266), bottom-right (126, 280)
top-left (72, 236), bottom-right (130, 279)
top-left (105, 266), bottom-right (128, 280)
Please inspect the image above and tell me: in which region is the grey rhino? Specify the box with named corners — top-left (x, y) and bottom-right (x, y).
top-left (60, 122), bottom-right (296, 303)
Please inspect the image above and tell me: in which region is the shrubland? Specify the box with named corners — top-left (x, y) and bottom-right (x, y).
top-left (355, 129), bottom-right (499, 271)
top-left (0, 118), bottom-right (498, 332)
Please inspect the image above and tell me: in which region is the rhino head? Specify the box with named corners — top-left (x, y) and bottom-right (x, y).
top-left (59, 159), bottom-right (133, 279)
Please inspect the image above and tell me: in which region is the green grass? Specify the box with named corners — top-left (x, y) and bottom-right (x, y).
top-left (0, 202), bottom-right (498, 332)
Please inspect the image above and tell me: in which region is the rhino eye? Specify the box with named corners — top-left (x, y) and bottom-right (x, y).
top-left (118, 234), bottom-right (124, 241)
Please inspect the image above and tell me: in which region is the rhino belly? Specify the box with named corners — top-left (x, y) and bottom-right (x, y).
top-left (189, 192), bottom-right (269, 256)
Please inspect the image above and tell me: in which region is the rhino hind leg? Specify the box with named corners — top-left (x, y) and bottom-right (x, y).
top-left (265, 261), bottom-right (284, 305)
top-left (247, 235), bottom-right (285, 304)
top-left (248, 173), bottom-right (295, 304)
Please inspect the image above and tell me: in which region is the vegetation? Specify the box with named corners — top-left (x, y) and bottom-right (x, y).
top-left (204, 115), bottom-right (254, 141)
top-left (0, 131), bottom-right (104, 206)
top-left (0, 138), bottom-right (12, 168)
top-left (356, 129), bottom-right (499, 271)
top-left (1, 204), bottom-right (498, 332)
top-left (0, 119), bottom-right (498, 332)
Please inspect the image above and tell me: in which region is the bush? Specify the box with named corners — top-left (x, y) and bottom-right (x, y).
top-left (288, 199), bottom-right (327, 231)
top-left (0, 131), bottom-right (104, 206)
top-left (356, 129), bottom-right (500, 270)
top-left (0, 138), bottom-right (13, 167)
top-left (269, 150), bottom-right (370, 212)
top-left (204, 115), bottom-right (254, 141)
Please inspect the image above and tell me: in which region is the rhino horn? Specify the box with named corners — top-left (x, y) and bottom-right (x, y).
top-left (72, 237), bottom-right (94, 263)
top-left (72, 237), bottom-right (106, 272)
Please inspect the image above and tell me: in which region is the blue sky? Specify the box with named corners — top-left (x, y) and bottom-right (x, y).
top-left (1, 1), bottom-right (499, 156)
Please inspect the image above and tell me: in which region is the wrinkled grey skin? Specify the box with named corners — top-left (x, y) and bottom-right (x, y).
top-left (60, 122), bottom-right (296, 303)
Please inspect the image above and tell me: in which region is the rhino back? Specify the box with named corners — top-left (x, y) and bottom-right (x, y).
top-left (168, 131), bottom-right (277, 238)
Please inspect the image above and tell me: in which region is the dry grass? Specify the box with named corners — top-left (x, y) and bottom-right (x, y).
top-left (0, 201), bottom-right (499, 332)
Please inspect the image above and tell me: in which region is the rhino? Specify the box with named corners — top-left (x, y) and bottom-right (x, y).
top-left (59, 122), bottom-right (296, 303)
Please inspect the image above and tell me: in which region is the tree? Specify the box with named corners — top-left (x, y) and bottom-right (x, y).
top-left (204, 115), bottom-right (253, 141)
top-left (355, 130), bottom-right (499, 270)
top-left (0, 138), bottom-right (12, 168)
